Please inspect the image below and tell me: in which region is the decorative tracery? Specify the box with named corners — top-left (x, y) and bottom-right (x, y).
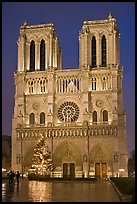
top-left (58, 101), bottom-right (79, 122)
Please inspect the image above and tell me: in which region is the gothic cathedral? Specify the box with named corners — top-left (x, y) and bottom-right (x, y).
top-left (12, 13), bottom-right (128, 178)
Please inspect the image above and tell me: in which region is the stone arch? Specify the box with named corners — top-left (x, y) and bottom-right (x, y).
top-left (53, 140), bottom-right (82, 167)
top-left (91, 96), bottom-right (112, 122)
top-left (99, 30), bottom-right (109, 40)
top-left (89, 31), bottom-right (99, 39)
top-left (37, 33), bottom-right (50, 42)
top-left (89, 143), bottom-right (112, 163)
top-left (27, 34), bottom-right (38, 43)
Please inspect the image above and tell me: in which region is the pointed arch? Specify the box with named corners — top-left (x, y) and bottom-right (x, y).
top-left (93, 110), bottom-right (97, 122)
top-left (29, 113), bottom-right (35, 124)
top-left (102, 35), bottom-right (106, 67)
top-left (103, 110), bottom-right (108, 121)
top-left (40, 39), bottom-right (45, 71)
top-left (40, 112), bottom-right (45, 124)
top-left (53, 140), bottom-right (82, 167)
top-left (89, 143), bottom-right (112, 163)
top-left (30, 40), bottom-right (35, 71)
top-left (92, 36), bottom-right (96, 67)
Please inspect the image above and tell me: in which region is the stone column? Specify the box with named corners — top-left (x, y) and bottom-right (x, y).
top-left (17, 38), bottom-right (21, 71)
top-left (26, 42), bottom-right (30, 71)
top-left (54, 38), bottom-right (58, 68)
top-left (84, 33), bottom-right (88, 66)
top-left (99, 36), bottom-right (102, 66)
top-left (79, 34), bottom-right (84, 67)
top-left (114, 31), bottom-right (116, 65)
top-left (17, 35), bottom-right (25, 72)
top-left (49, 34), bottom-right (53, 68)
top-left (96, 36), bottom-right (100, 68)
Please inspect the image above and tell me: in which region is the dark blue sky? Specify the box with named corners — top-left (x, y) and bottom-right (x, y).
top-left (2, 2), bottom-right (135, 157)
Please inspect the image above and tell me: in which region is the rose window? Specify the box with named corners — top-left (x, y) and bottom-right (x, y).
top-left (58, 101), bottom-right (79, 122)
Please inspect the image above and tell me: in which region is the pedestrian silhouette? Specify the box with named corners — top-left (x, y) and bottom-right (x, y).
top-left (7, 170), bottom-right (15, 185)
top-left (16, 171), bottom-right (20, 185)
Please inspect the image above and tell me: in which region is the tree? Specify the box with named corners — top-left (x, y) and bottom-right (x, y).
top-left (28, 136), bottom-right (54, 176)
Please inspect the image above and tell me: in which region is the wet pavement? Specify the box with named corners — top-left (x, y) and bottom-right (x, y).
top-left (2, 177), bottom-right (121, 202)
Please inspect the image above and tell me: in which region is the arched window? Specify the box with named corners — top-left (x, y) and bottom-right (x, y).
top-left (29, 113), bottom-right (35, 124)
top-left (102, 35), bottom-right (106, 67)
top-left (92, 36), bottom-right (96, 67)
top-left (40, 112), bottom-right (45, 124)
top-left (30, 40), bottom-right (35, 71)
top-left (103, 110), bottom-right (108, 121)
top-left (102, 77), bottom-right (107, 90)
top-left (40, 39), bottom-right (45, 71)
top-left (93, 111), bottom-right (97, 122)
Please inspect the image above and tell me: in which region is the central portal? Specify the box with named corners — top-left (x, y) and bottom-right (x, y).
top-left (63, 163), bottom-right (75, 178)
top-left (95, 163), bottom-right (107, 178)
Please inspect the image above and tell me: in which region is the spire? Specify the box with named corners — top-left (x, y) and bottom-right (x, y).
top-left (108, 11), bottom-right (113, 20)
top-left (23, 20), bottom-right (28, 27)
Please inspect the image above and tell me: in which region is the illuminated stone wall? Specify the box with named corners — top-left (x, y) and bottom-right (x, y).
top-left (12, 13), bottom-right (128, 177)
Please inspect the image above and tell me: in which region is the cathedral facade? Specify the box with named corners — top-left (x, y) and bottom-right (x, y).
top-left (12, 13), bottom-right (128, 178)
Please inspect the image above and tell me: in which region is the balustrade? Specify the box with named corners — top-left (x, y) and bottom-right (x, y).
top-left (16, 124), bottom-right (118, 140)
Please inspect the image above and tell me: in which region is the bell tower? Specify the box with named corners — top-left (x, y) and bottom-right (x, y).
top-left (79, 12), bottom-right (120, 69)
top-left (78, 12), bottom-right (128, 177)
top-left (17, 20), bottom-right (62, 72)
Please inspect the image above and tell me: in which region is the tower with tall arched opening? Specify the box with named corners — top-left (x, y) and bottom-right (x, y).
top-left (12, 13), bottom-right (128, 178)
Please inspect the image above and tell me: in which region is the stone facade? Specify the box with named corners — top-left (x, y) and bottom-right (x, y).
top-left (12, 13), bottom-right (128, 178)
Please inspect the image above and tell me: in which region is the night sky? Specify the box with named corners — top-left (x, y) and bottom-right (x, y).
top-left (2, 2), bottom-right (135, 158)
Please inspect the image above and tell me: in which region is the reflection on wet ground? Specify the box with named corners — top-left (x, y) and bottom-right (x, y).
top-left (2, 178), bottom-right (121, 202)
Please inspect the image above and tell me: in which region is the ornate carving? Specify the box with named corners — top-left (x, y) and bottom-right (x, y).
top-left (58, 101), bottom-right (79, 123)
top-left (33, 102), bottom-right (40, 110)
top-left (96, 100), bottom-right (103, 108)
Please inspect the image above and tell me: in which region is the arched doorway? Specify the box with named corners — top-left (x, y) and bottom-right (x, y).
top-left (89, 143), bottom-right (112, 178)
top-left (95, 162), bottom-right (107, 178)
top-left (63, 163), bottom-right (68, 178)
top-left (70, 163), bottom-right (75, 178)
top-left (53, 140), bottom-right (82, 177)
top-left (63, 162), bottom-right (75, 178)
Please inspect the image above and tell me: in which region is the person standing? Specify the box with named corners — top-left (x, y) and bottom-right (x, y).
top-left (16, 171), bottom-right (20, 185)
top-left (7, 170), bottom-right (13, 185)
top-left (7, 170), bottom-right (15, 185)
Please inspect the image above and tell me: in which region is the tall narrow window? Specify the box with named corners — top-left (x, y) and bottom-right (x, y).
top-left (29, 113), bottom-right (35, 124)
top-left (92, 78), bottom-right (96, 90)
top-left (102, 35), bottom-right (106, 67)
top-left (40, 39), bottom-right (45, 71)
top-left (40, 112), bottom-right (45, 124)
top-left (102, 77), bottom-right (107, 90)
top-left (103, 110), bottom-right (108, 122)
top-left (77, 79), bottom-right (79, 90)
top-left (30, 40), bottom-right (35, 71)
top-left (92, 36), bottom-right (96, 67)
top-left (93, 111), bottom-right (97, 122)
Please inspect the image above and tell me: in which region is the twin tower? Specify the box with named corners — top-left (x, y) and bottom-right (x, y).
top-left (12, 13), bottom-right (128, 178)
top-left (17, 12), bottom-right (119, 72)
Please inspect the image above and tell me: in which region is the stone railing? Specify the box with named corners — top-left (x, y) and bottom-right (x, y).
top-left (16, 124), bottom-right (118, 140)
